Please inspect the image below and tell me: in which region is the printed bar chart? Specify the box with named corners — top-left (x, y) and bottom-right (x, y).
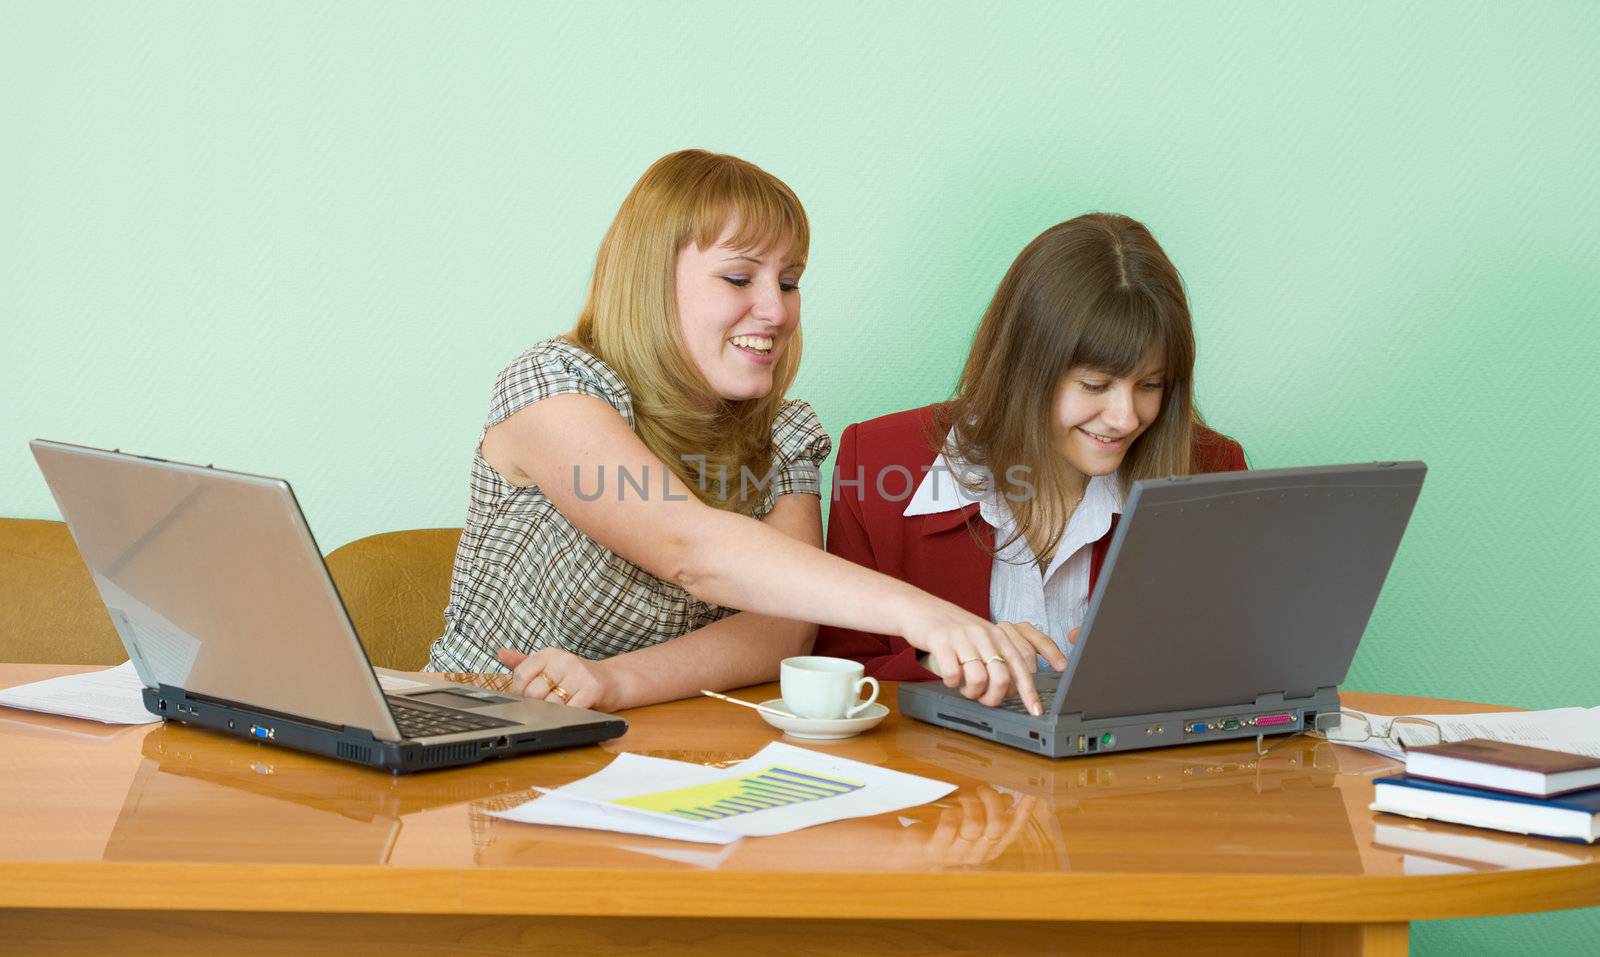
top-left (613, 766), bottom-right (864, 821)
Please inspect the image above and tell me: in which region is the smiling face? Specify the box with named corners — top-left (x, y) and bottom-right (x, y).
top-left (673, 224), bottom-right (804, 402)
top-left (1050, 347), bottom-right (1167, 477)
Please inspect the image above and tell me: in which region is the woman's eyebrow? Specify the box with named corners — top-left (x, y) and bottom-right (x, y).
top-left (720, 253), bottom-right (805, 272)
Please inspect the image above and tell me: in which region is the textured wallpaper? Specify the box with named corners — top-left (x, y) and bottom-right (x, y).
top-left (5, 4), bottom-right (1599, 951)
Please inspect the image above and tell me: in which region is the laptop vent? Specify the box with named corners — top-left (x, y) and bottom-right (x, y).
top-left (422, 743), bottom-right (480, 767)
top-left (337, 742), bottom-right (373, 764)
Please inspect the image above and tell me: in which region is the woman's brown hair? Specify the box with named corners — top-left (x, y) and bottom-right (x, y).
top-left (570, 149), bottom-right (808, 514)
top-left (933, 213), bottom-right (1200, 565)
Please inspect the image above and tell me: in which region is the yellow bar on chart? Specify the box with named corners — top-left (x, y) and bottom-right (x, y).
top-left (612, 766), bottom-right (864, 822)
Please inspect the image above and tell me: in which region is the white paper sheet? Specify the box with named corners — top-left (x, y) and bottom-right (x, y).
top-left (492, 742), bottom-right (957, 844)
top-left (1334, 707), bottom-right (1600, 760)
top-left (0, 661), bottom-right (160, 724)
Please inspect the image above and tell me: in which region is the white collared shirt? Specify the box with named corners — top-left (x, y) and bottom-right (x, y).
top-left (902, 434), bottom-right (1123, 661)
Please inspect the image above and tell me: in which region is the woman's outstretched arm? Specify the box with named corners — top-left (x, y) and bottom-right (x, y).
top-left (481, 394), bottom-right (1065, 713)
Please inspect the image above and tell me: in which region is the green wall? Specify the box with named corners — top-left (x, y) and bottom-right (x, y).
top-left (5, 3), bottom-right (1597, 951)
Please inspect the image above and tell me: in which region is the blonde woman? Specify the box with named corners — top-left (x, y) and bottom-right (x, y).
top-left (429, 150), bottom-right (1065, 714)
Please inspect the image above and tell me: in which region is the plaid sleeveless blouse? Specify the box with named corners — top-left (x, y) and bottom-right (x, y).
top-left (427, 339), bottom-right (831, 673)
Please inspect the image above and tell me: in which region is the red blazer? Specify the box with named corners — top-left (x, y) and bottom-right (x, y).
top-left (813, 405), bottom-right (1248, 680)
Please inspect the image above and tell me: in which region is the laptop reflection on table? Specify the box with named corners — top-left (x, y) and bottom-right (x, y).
top-left (102, 724), bottom-right (535, 865)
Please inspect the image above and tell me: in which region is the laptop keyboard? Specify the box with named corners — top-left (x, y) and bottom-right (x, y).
top-left (999, 692), bottom-right (1055, 715)
top-left (387, 697), bottom-right (515, 739)
top-left (1000, 675), bottom-right (1061, 715)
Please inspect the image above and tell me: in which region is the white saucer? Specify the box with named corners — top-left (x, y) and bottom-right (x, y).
top-left (757, 699), bottom-right (889, 740)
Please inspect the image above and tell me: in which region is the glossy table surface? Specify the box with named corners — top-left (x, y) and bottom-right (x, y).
top-left (2, 664), bottom-right (1598, 926)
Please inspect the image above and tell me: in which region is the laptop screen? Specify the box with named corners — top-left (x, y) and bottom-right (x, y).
top-left (1055, 462), bottom-right (1424, 719)
top-left (32, 441), bottom-right (400, 738)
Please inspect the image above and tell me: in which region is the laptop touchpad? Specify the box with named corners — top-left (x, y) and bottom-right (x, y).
top-left (405, 690), bottom-right (516, 709)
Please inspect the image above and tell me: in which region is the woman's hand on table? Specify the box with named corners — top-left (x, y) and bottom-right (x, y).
top-left (497, 647), bottom-right (619, 712)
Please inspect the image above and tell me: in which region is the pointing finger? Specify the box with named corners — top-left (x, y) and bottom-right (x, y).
top-left (995, 624), bottom-right (1043, 715)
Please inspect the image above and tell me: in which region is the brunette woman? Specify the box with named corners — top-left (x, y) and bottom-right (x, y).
top-left (814, 214), bottom-right (1246, 679)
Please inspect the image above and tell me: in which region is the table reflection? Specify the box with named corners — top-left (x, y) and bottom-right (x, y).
top-left (474, 721), bottom-right (1365, 875)
top-left (888, 727), bottom-right (1368, 874)
top-left (57, 689), bottom-right (1600, 880)
top-left (102, 724), bottom-right (534, 865)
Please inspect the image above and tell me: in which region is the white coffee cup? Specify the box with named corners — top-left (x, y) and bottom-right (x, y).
top-left (780, 656), bottom-right (880, 720)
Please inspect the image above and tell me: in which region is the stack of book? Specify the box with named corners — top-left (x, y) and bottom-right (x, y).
top-left (1370, 739), bottom-right (1600, 843)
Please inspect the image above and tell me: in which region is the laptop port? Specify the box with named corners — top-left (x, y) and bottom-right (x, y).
top-left (935, 713), bottom-right (992, 733)
top-left (494, 736), bottom-right (509, 748)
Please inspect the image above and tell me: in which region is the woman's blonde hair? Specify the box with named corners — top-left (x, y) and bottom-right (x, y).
top-left (570, 150), bottom-right (809, 514)
top-left (933, 213), bottom-right (1201, 565)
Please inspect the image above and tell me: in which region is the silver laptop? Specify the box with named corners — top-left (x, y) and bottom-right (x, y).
top-left (899, 462), bottom-right (1426, 758)
top-left (31, 439), bottom-right (627, 773)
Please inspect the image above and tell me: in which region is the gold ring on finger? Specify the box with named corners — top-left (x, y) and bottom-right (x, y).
top-left (986, 654), bottom-right (1007, 665)
top-left (957, 656), bottom-right (981, 666)
top-left (540, 673), bottom-right (572, 702)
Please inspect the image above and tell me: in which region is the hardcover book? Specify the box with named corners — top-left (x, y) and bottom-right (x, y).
top-left (1371, 774), bottom-right (1600, 844)
top-left (1404, 738), bottom-right (1600, 797)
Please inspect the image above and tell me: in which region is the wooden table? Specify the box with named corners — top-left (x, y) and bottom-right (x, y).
top-left (1, 664), bottom-right (1596, 956)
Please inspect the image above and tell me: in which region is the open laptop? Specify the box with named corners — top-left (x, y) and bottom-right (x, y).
top-left (899, 462), bottom-right (1426, 759)
top-left (31, 439), bottom-right (627, 774)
